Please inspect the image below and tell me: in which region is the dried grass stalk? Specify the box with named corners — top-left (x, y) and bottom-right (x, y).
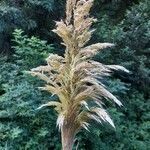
top-left (29, 0), bottom-right (129, 149)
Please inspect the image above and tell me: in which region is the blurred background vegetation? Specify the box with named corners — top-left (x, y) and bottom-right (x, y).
top-left (0, 0), bottom-right (149, 149)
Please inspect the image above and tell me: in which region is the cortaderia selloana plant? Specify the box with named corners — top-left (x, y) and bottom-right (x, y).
top-left (28, 0), bottom-right (129, 149)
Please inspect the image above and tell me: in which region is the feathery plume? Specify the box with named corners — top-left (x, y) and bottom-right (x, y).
top-left (28, 0), bottom-right (129, 149)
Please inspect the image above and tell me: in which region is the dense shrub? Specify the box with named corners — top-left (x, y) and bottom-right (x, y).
top-left (0, 31), bottom-right (61, 150)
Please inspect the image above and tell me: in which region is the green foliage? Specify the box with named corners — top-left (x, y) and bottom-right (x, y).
top-left (95, 0), bottom-right (150, 93)
top-left (0, 31), bottom-right (61, 149)
top-left (0, 3), bottom-right (33, 54)
top-left (0, 0), bottom-right (63, 54)
top-left (12, 29), bottom-right (54, 69)
top-left (0, 78), bottom-right (60, 149)
top-left (27, 0), bottom-right (55, 12)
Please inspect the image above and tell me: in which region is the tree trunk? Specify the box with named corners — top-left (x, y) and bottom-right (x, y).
top-left (61, 123), bottom-right (76, 150)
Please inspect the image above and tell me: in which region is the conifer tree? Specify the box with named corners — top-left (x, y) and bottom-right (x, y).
top-left (28, 0), bottom-right (129, 149)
